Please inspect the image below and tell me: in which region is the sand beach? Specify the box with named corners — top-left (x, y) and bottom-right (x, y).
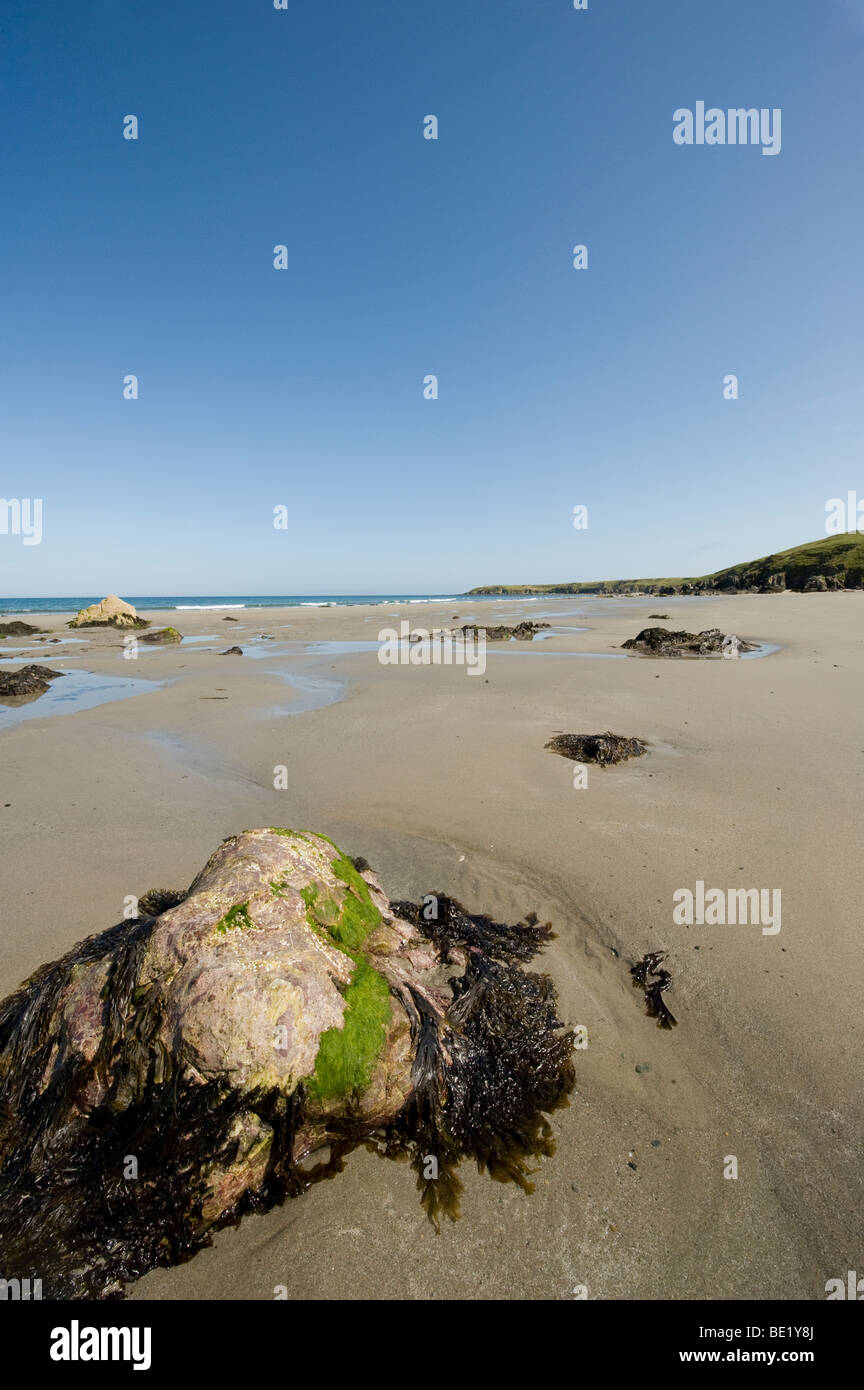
top-left (1, 590), bottom-right (860, 1300)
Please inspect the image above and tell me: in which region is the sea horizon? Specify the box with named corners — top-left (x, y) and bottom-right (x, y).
top-left (0, 593), bottom-right (473, 616)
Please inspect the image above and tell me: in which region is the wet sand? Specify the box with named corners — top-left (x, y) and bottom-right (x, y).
top-left (1, 591), bottom-right (861, 1300)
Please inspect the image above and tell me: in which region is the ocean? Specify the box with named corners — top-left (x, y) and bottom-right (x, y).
top-left (0, 594), bottom-right (468, 616)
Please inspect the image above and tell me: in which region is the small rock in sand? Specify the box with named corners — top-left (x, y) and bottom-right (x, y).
top-left (545, 732), bottom-right (648, 765)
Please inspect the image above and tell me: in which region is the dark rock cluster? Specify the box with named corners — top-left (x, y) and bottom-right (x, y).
top-left (0, 664), bottom-right (65, 700)
top-left (457, 621), bottom-right (550, 641)
top-left (621, 627), bottom-right (756, 657)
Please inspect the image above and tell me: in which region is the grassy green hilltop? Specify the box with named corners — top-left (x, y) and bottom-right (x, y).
top-left (467, 533), bottom-right (864, 597)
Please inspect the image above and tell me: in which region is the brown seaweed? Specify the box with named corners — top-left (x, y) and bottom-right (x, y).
top-left (385, 895), bottom-right (575, 1227)
top-left (630, 951), bottom-right (677, 1029)
top-left (545, 732), bottom-right (648, 765)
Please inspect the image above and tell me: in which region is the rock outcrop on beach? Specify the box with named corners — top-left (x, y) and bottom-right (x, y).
top-left (803, 575), bottom-right (831, 592)
top-left (457, 621), bottom-right (550, 641)
top-left (621, 627), bottom-right (756, 658)
top-left (139, 626), bottom-right (182, 644)
top-left (545, 732), bottom-right (648, 765)
top-left (0, 621), bottom-right (43, 637)
top-left (0, 665), bottom-right (65, 700)
top-left (0, 829), bottom-right (574, 1299)
top-left (68, 595), bottom-right (150, 630)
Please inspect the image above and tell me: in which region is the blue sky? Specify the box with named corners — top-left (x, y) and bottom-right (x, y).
top-left (1, 0), bottom-right (862, 595)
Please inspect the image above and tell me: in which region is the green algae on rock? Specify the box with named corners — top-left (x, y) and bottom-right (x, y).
top-left (139, 626), bottom-right (182, 644)
top-left (214, 901), bottom-right (253, 933)
top-left (305, 956), bottom-right (391, 1102)
top-left (0, 829), bottom-right (575, 1298)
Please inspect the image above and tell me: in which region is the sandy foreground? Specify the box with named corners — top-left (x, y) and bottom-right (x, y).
top-left (0, 592), bottom-right (861, 1301)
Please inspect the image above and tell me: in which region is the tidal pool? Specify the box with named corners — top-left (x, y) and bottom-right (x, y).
top-left (0, 670), bottom-right (164, 729)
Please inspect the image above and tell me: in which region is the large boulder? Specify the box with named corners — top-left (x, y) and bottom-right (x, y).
top-left (0, 621), bottom-right (43, 637)
top-left (68, 595), bottom-right (149, 630)
top-left (0, 829), bottom-right (574, 1298)
top-left (622, 626), bottom-right (756, 657)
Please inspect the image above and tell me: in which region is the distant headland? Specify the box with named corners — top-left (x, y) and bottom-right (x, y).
top-left (467, 534), bottom-right (864, 597)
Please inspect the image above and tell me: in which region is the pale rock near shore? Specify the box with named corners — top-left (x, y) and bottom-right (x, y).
top-left (68, 593), bottom-right (149, 629)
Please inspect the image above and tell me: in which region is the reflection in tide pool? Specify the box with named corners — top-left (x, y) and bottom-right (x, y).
top-left (259, 671), bottom-right (346, 716)
top-left (0, 670), bottom-right (163, 729)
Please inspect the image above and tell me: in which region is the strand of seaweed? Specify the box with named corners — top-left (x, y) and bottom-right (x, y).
top-left (630, 950), bottom-right (677, 1028)
top-left (386, 894), bottom-right (576, 1227)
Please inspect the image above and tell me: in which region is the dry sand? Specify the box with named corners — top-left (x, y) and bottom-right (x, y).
top-left (1, 592), bottom-right (861, 1300)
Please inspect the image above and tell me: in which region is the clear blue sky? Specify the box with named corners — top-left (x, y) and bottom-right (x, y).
top-left (1, 0), bottom-right (862, 595)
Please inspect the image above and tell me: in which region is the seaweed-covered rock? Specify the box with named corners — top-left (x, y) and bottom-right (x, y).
top-left (139, 626), bottom-right (182, 644)
top-left (0, 829), bottom-right (574, 1299)
top-left (0, 621), bottom-right (43, 637)
top-left (220, 645), bottom-right (243, 655)
top-left (0, 665), bottom-right (65, 700)
top-left (545, 732), bottom-right (648, 765)
top-left (621, 626), bottom-right (756, 657)
top-left (68, 595), bottom-right (149, 630)
top-left (456, 621), bottom-right (549, 641)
